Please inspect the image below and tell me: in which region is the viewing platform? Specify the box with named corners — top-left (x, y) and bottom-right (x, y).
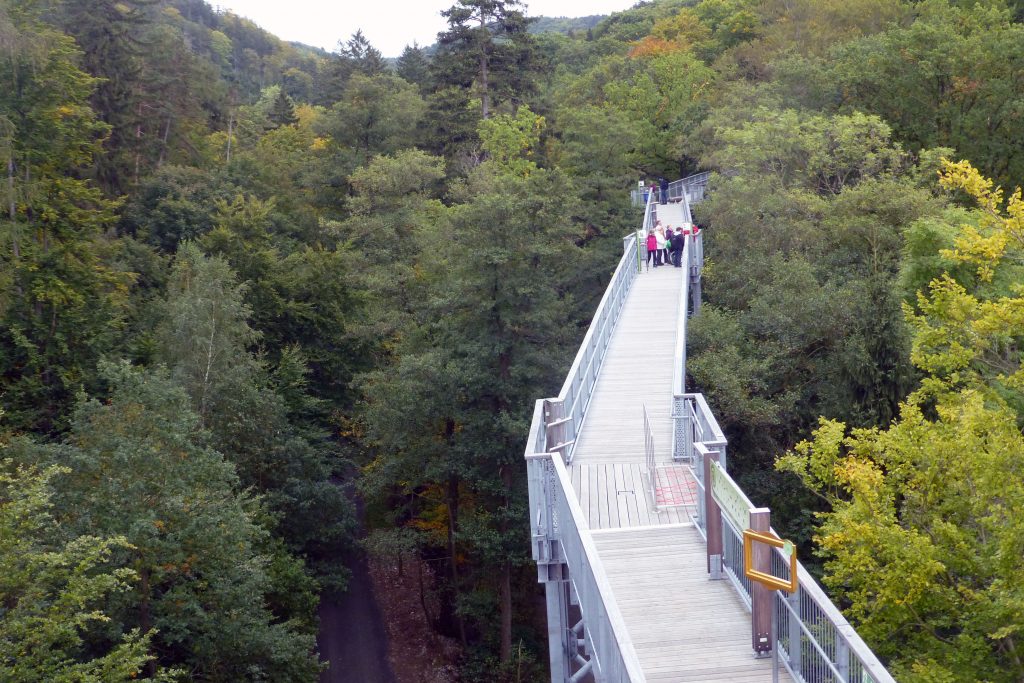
top-left (524, 175), bottom-right (894, 683)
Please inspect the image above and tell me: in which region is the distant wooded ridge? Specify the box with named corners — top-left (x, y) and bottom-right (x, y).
top-left (287, 14), bottom-right (609, 59)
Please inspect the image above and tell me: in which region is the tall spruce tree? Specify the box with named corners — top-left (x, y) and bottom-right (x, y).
top-left (343, 29), bottom-right (386, 76)
top-left (396, 42), bottom-right (431, 92)
top-left (55, 0), bottom-right (152, 193)
top-left (433, 0), bottom-right (538, 119)
top-left (361, 110), bottom-right (582, 669)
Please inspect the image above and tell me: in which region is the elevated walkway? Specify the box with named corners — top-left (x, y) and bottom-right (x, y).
top-left (568, 263), bottom-right (784, 681)
top-left (525, 178), bottom-right (895, 683)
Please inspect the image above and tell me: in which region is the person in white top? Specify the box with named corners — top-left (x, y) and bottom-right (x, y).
top-left (654, 223), bottom-right (667, 267)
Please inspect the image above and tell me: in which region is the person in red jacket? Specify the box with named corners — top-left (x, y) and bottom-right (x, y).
top-left (646, 229), bottom-right (659, 267)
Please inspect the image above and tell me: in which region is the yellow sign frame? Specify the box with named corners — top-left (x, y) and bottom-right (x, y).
top-left (742, 529), bottom-right (798, 593)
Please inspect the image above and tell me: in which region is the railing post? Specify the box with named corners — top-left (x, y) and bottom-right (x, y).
top-left (751, 508), bottom-right (773, 657)
top-left (545, 399), bottom-right (570, 464)
top-left (690, 234), bottom-right (703, 316)
top-left (703, 449), bottom-right (723, 579)
top-left (545, 580), bottom-right (571, 683)
top-left (682, 398), bottom-right (693, 464)
top-left (787, 587), bottom-right (802, 678)
top-left (837, 635), bottom-right (850, 681)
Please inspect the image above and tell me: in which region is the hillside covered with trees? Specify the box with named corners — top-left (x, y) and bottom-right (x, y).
top-left (2, 0), bottom-right (1024, 681)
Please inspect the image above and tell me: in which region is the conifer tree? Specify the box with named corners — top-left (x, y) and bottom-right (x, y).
top-left (56, 0), bottom-right (152, 193)
top-left (343, 29), bottom-right (386, 76)
top-left (362, 111), bottom-right (582, 667)
top-left (433, 0), bottom-right (538, 119)
top-left (267, 88), bottom-right (299, 128)
top-left (396, 42), bottom-right (431, 92)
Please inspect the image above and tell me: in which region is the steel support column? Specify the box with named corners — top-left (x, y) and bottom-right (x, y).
top-left (544, 579), bottom-right (571, 683)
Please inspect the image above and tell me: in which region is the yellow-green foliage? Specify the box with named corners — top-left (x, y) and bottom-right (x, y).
top-left (478, 105), bottom-right (545, 176)
top-left (780, 163), bottom-right (1024, 681)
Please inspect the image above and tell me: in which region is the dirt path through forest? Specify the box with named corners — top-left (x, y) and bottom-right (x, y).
top-left (317, 548), bottom-right (395, 683)
top-left (317, 477), bottom-right (396, 683)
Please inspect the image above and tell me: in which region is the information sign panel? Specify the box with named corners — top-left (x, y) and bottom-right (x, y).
top-left (710, 461), bottom-right (752, 531)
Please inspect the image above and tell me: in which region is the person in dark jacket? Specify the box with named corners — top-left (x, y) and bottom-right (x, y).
top-left (659, 177), bottom-right (669, 204)
top-left (671, 229), bottom-right (684, 267)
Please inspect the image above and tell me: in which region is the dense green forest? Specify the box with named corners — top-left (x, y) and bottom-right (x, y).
top-left (2, 0), bottom-right (1024, 680)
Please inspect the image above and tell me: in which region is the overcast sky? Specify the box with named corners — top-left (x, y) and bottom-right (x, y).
top-left (211, 0), bottom-right (638, 57)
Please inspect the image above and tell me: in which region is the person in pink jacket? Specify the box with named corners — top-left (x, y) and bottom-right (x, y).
top-left (646, 229), bottom-right (659, 267)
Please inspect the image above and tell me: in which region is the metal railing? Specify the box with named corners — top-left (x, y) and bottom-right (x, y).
top-left (549, 223), bottom-right (643, 463)
top-left (685, 394), bottom-right (895, 683)
top-left (525, 191), bottom-right (652, 682)
top-left (526, 441), bottom-right (645, 683)
top-left (668, 189), bottom-right (703, 464)
top-left (769, 549), bottom-right (895, 683)
top-left (667, 171), bottom-right (711, 205)
top-left (642, 404), bottom-right (656, 504)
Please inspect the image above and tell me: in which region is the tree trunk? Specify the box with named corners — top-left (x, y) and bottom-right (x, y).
top-left (7, 153), bottom-right (18, 261)
top-left (499, 462), bottom-right (513, 663)
top-left (158, 117), bottom-right (171, 167)
top-left (478, 14), bottom-right (490, 119)
top-left (500, 559), bottom-right (512, 662)
top-left (139, 566), bottom-right (157, 677)
top-left (134, 101), bottom-right (144, 186)
top-left (446, 471), bottom-right (468, 647)
top-left (417, 555), bottom-right (432, 626)
top-left (225, 111), bottom-right (234, 164)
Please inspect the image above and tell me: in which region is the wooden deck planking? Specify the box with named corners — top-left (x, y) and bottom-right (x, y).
top-left (570, 463), bottom-right (694, 530)
top-left (571, 265), bottom-right (681, 466)
top-left (592, 525), bottom-right (791, 682)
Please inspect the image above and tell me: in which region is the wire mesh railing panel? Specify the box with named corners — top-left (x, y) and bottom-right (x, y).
top-left (722, 517), bottom-right (753, 608)
top-left (768, 543), bottom-right (894, 683)
top-left (667, 172), bottom-right (711, 205)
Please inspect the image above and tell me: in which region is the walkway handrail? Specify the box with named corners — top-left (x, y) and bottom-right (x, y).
top-left (551, 235), bottom-right (638, 461)
top-left (685, 401), bottom-right (895, 683)
top-left (526, 446), bottom-right (645, 683)
top-left (548, 194), bottom-right (651, 463)
top-left (525, 192), bottom-right (654, 682)
top-left (669, 188), bottom-right (704, 464)
top-left (668, 171), bottom-right (711, 205)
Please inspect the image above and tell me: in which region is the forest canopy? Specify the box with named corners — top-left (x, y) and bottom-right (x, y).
top-left (2, 0), bottom-right (1024, 680)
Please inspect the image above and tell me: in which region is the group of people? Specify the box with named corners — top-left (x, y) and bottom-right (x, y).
top-left (645, 221), bottom-right (698, 268)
